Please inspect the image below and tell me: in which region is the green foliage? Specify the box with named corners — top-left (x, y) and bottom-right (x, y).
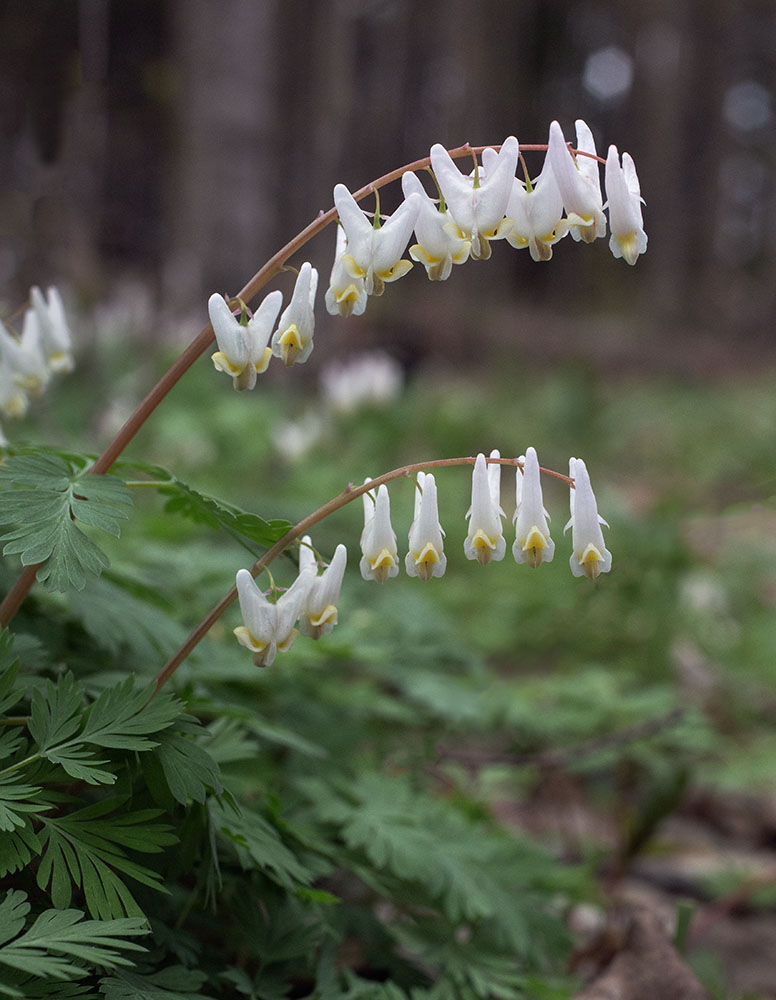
top-left (0, 453), bottom-right (132, 591)
top-left (0, 890), bottom-right (147, 997)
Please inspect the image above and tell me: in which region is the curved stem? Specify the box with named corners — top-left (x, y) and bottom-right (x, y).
top-left (153, 455), bottom-right (571, 692)
top-left (0, 138), bottom-right (585, 628)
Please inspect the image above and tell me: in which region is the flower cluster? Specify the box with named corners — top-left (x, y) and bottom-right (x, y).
top-left (0, 286), bottom-right (74, 437)
top-left (210, 120), bottom-right (645, 388)
top-left (233, 451), bottom-right (611, 664)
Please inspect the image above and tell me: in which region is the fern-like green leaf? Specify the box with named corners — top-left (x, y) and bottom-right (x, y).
top-left (0, 454), bottom-right (132, 592)
top-left (0, 890), bottom-right (147, 987)
top-left (100, 966), bottom-right (209, 1000)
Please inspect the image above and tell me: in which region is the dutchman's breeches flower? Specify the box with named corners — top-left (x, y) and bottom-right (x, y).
top-left (325, 225), bottom-right (368, 318)
top-left (271, 262), bottom-right (319, 367)
top-left (491, 149), bottom-right (569, 262)
top-left (360, 480), bottom-right (399, 582)
top-left (604, 145), bottom-right (647, 266)
top-left (0, 312), bottom-right (49, 396)
top-left (298, 537), bottom-right (348, 639)
top-left (465, 451), bottom-right (506, 565)
top-left (430, 137), bottom-right (518, 260)
top-left (333, 184), bottom-right (421, 297)
top-left (400, 171), bottom-right (471, 281)
top-left (547, 120), bottom-right (606, 244)
top-left (31, 285), bottom-right (74, 373)
top-left (512, 447), bottom-right (555, 567)
top-left (234, 566), bottom-right (314, 667)
top-left (209, 289), bottom-right (283, 391)
top-left (565, 457), bottom-right (612, 580)
top-left (405, 471), bottom-right (446, 580)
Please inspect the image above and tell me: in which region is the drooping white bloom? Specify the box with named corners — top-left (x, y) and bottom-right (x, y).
top-left (298, 536), bottom-right (348, 639)
top-left (30, 286), bottom-right (74, 373)
top-left (430, 137), bottom-right (518, 260)
top-left (233, 566), bottom-right (314, 666)
top-left (547, 120), bottom-right (606, 244)
top-left (405, 472), bottom-right (446, 580)
top-left (359, 480), bottom-right (399, 582)
top-left (465, 451), bottom-right (506, 564)
top-left (512, 447), bottom-right (554, 567)
top-left (325, 224), bottom-right (368, 318)
top-left (0, 359), bottom-right (28, 418)
top-left (488, 148), bottom-right (569, 262)
top-left (400, 170), bottom-right (471, 280)
top-left (320, 351), bottom-right (403, 415)
top-left (208, 289), bottom-right (283, 391)
top-left (333, 184), bottom-right (421, 296)
top-left (0, 312), bottom-right (49, 396)
top-left (565, 457), bottom-right (612, 580)
top-left (271, 261), bottom-right (318, 366)
top-left (604, 145), bottom-right (647, 266)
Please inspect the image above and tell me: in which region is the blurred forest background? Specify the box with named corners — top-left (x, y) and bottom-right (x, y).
top-left (1, 0), bottom-right (774, 373)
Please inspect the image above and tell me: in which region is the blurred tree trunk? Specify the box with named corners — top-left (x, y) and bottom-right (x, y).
top-left (165, 0), bottom-right (279, 310)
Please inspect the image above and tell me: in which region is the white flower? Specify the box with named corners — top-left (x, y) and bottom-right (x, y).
top-left (547, 120), bottom-right (606, 244)
top-left (491, 149), bottom-right (569, 261)
top-left (272, 411), bottom-right (323, 462)
top-left (233, 566), bottom-right (313, 666)
top-left (320, 351), bottom-right (403, 415)
top-left (430, 137), bottom-right (518, 260)
top-left (405, 471), bottom-right (446, 580)
top-left (333, 184), bottom-right (421, 296)
top-left (512, 447), bottom-right (554, 567)
top-left (325, 225), bottom-right (368, 318)
top-left (359, 480), bottom-right (399, 582)
top-left (0, 360), bottom-right (28, 418)
top-left (298, 537), bottom-right (348, 639)
top-left (400, 170), bottom-right (471, 280)
top-left (564, 457), bottom-right (612, 579)
top-left (271, 261), bottom-right (318, 366)
top-left (208, 289), bottom-right (283, 390)
top-left (465, 451), bottom-right (506, 564)
top-left (30, 285), bottom-right (74, 373)
top-left (0, 312), bottom-right (49, 396)
top-left (605, 145), bottom-right (647, 266)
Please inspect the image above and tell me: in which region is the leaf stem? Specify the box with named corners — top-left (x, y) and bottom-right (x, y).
top-left (153, 455), bottom-right (571, 693)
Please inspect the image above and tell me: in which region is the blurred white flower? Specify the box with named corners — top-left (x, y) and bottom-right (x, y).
top-left (272, 411), bottom-right (323, 462)
top-left (360, 480), bottom-right (399, 582)
top-left (271, 262), bottom-right (318, 366)
top-left (31, 285), bottom-right (74, 373)
top-left (405, 471), bottom-right (446, 580)
top-left (0, 311), bottom-right (49, 396)
top-left (319, 352), bottom-right (403, 415)
top-left (512, 447), bottom-right (554, 567)
top-left (465, 451), bottom-right (506, 564)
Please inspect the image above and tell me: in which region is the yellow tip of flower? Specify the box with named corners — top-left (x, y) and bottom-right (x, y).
top-left (212, 351), bottom-right (244, 377)
top-left (580, 543), bottom-right (603, 579)
top-left (233, 626), bottom-right (267, 653)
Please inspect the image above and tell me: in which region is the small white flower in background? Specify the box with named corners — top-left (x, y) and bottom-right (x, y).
top-left (400, 170), bottom-right (471, 280)
top-left (430, 136), bottom-right (518, 260)
top-left (464, 451), bottom-right (506, 565)
top-left (333, 184), bottom-right (421, 296)
top-left (405, 471), bottom-right (446, 580)
top-left (0, 359), bottom-right (29, 418)
top-left (0, 311), bottom-right (49, 396)
top-left (490, 148), bottom-right (569, 262)
top-left (272, 411), bottom-right (323, 462)
top-left (298, 536), bottom-right (348, 639)
top-left (547, 120), bottom-right (606, 244)
top-left (319, 352), bottom-right (403, 415)
top-left (565, 457), bottom-right (612, 580)
top-left (604, 145), bottom-right (647, 265)
top-left (271, 261), bottom-right (318, 366)
top-left (208, 289), bottom-right (282, 391)
top-left (233, 566), bottom-right (313, 667)
top-left (325, 225), bottom-right (368, 318)
top-left (513, 447), bottom-right (555, 567)
top-left (359, 479), bottom-right (399, 582)
top-left (31, 285), bottom-right (74, 373)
